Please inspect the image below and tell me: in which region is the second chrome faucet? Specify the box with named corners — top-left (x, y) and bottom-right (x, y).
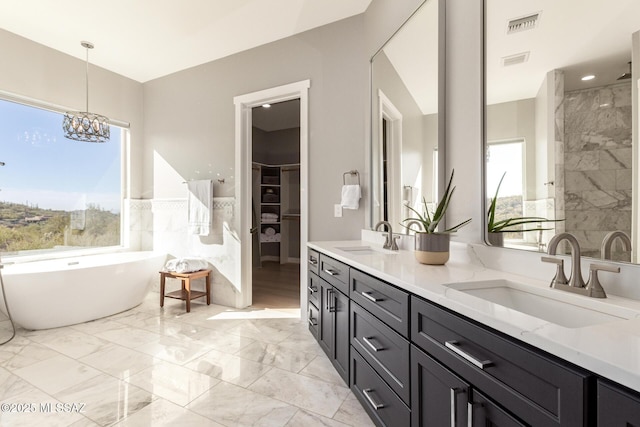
top-left (542, 232), bottom-right (619, 298)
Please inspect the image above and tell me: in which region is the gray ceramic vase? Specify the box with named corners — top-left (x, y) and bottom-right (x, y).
top-left (414, 232), bottom-right (450, 265)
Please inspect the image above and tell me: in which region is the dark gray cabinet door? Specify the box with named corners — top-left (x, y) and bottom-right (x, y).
top-left (411, 345), bottom-right (469, 427)
top-left (597, 380), bottom-right (640, 426)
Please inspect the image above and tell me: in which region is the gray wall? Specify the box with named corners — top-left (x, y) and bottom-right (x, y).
top-left (143, 15), bottom-right (368, 241)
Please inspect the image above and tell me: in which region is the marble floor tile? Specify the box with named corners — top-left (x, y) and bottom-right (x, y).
top-left (248, 368), bottom-right (350, 417)
top-left (95, 325), bottom-right (161, 349)
top-left (54, 373), bottom-right (155, 426)
top-left (285, 409), bottom-right (351, 427)
top-left (111, 310), bottom-right (158, 327)
top-left (0, 385), bottom-right (85, 427)
top-left (139, 317), bottom-right (207, 340)
top-left (225, 320), bottom-right (297, 344)
top-left (333, 394), bottom-right (376, 427)
top-left (126, 361), bottom-right (219, 406)
top-left (189, 328), bottom-right (256, 353)
top-left (275, 331), bottom-right (326, 356)
top-left (70, 318), bottom-right (130, 335)
top-left (113, 398), bottom-right (224, 427)
top-left (0, 335), bottom-right (61, 370)
top-left (185, 348), bottom-right (272, 387)
top-left (13, 355), bottom-right (101, 395)
top-left (0, 366), bottom-right (37, 400)
top-left (79, 343), bottom-right (159, 379)
top-left (235, 340), bottom-right (317, 373)
top-left (134, 335), bottom-right (212, 365)
top-left (299, 355), bottom-right (346, 386)
top-left (188, 381), bottom-right (298, 427)
top-left (34, 329), bottom-right (112, 359)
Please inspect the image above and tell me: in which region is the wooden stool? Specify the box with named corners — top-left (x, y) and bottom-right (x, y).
top-left (160, 269), bottom-right (212, 313)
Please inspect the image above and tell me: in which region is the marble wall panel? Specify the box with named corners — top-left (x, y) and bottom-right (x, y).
top-left (562, 82), bottom-right (632, 257)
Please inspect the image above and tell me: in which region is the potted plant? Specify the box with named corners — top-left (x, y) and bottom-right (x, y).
top-left (487, 172), bottom-right (563, 246)
top-left (403, 170), bottom-right (471, 265)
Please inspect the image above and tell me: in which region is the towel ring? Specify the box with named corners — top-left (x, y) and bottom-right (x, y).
top-left (343, 170), bottom-right (360, 185)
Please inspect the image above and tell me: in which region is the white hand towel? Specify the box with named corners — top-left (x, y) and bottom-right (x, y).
top-left (187, 180), bottom-right (213, 236)
top-left (264, 227), bottom-right (276, 236)
top-left (340, 185), bottom-right (361, 210)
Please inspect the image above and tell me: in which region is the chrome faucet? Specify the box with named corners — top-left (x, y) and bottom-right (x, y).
top-left (374, 220), bottom-right (399, 250)
top-left (542, 232), bottom-right (619, 298)
top-left (546, 232), bottom-right (584, 288)
top-left (601, 230), bottom-right (632, 260)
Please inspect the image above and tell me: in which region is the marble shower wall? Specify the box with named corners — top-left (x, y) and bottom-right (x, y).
top-left (128, 198), bottom-right (239, 307)
top-left (563, 82), bottom-right (632, 259)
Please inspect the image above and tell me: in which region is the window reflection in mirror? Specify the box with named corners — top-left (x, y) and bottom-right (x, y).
top-left (370, 0), bottom-right (443, 233)
top-left (484, 0), bottom-right (639, 263)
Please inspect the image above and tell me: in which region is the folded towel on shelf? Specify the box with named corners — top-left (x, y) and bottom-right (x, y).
top-left (260, 232), bottom-right (281, 242)
top-left (261, 212), bottom-right (278, 219)
top-left (164, 257), bottom-right (209, 273)
top-left (263, 227), bottom-right (276, 236)
top-left (187, 180), bottom-right (212, 236)
top-left (340, 184), bottom-right (361, 210)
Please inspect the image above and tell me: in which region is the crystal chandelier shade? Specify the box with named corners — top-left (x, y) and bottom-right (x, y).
top-left (63, 41), bottom-right (110, 143)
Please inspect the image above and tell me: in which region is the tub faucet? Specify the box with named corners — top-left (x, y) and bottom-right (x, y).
top-left (374, 221), bottom-right (399, 250)
top-left (601, 231), bottom-right (632, 260)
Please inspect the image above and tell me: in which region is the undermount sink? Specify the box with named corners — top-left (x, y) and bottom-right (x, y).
top-left (444, 279), bottom-right (640, 329)
top-left (335, 246), bottom-right (397, 255)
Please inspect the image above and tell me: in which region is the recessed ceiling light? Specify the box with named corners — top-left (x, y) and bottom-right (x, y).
top-left (262, 104), bottom-right (271, 108)
top-left (581, 75), bottom-right (595, 81)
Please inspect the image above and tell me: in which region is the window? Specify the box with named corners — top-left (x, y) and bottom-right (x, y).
top-left (0, 98), bottom-right (125, 257)
top-left (487, 139), bottom-right (524, 239)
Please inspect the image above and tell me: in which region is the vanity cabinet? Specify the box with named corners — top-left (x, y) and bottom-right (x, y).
top-left (307, 253), bottom-right (349, 385)
top-left (411, 296), bottom-right (591, 426)
top-left (597, 379), bottom-right (640, 425)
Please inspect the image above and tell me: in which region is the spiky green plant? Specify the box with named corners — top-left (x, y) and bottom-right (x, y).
top-left (488, 172), bottom-right (563, 233)
top-left (402, 170), bottom-right (472, 234)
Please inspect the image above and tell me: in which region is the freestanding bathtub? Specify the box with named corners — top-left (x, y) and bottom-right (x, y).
top-left (0, 251), bottom-right (167, 330)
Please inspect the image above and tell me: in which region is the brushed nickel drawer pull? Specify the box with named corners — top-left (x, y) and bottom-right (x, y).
top-left (445, 340), bottom-right (492, 370)
top-left (450, 388), bottom-right (461, 427)
top-left (323, 268), bottom-right (338, 276)
top-left (361, 291), bottom-right (382, 302)
top-left (307, 285), bottom-right (316, 293)
top-left (308, 257), bottom-right (318, 266)
top-left (362, 336), bottom-right (384, 352)
top-left (363, 388), bottom-right (385, 410)
top-left (307, 309), bottom-right (317, 326)
top-left (467, 402), bottom-right (474, 427)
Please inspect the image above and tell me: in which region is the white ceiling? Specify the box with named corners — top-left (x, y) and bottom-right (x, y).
top-left (0, 0), bottom-right (372, 83)
top-left (487, 0), bottom-right (640, 105)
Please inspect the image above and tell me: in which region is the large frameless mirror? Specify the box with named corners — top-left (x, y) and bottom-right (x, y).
top-left (369, 0), bottom-right (444, 232)
top-left (484, 0), bottom-right (640, 263)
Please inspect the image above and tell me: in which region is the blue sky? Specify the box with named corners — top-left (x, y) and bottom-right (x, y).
top-left (0, 99), bottom-right (121, 212)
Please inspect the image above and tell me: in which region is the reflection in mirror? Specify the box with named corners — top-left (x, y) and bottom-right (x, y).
top-left (485, 0), bottom-right (640, 263)
top-left (370, 0), bottom-right (443, 232)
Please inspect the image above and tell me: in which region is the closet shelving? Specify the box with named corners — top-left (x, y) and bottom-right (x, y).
top-left (252, 162), bottom-right (300, 264)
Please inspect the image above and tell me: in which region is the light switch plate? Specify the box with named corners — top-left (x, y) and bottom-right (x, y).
top-left (334, 204), bottom-right (343, 217)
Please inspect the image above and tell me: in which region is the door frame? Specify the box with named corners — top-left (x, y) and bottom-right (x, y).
top-left (234, 80), bottom-right (310, 311)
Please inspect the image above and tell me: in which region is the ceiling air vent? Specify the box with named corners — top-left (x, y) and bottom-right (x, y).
top-left (501, 52), bottom-right (530, 67)
top-left (507, 12), bottom-right (541, 34)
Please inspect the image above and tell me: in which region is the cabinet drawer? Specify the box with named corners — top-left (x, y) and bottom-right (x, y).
top-left (351, 349), bottom-right (410, 427)
top-left (319, 254), bottom-right (349, 295)
top-left (308, 249), bottom-right (320, 275)
top-left (411, 296), bottom-right (590, 427)
top-left (308, 271), bottom-right (321, 307)
top-left (307, 302), bottom-right (319, 338)
top-left (350, 269), bottom-right (409, 337)
top-left (351, 302), bottom-right (410, 405)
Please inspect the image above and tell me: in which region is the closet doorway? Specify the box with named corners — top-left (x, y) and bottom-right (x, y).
top-left (251, 99), bottom-right (301, 310)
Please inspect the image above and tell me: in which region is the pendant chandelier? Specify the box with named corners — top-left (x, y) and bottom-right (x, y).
top-left (62, 41), bottom-right (110, 143)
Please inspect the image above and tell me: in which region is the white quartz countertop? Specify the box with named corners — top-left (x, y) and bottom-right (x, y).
top-left (308, 239), bottom-right (640, 392)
